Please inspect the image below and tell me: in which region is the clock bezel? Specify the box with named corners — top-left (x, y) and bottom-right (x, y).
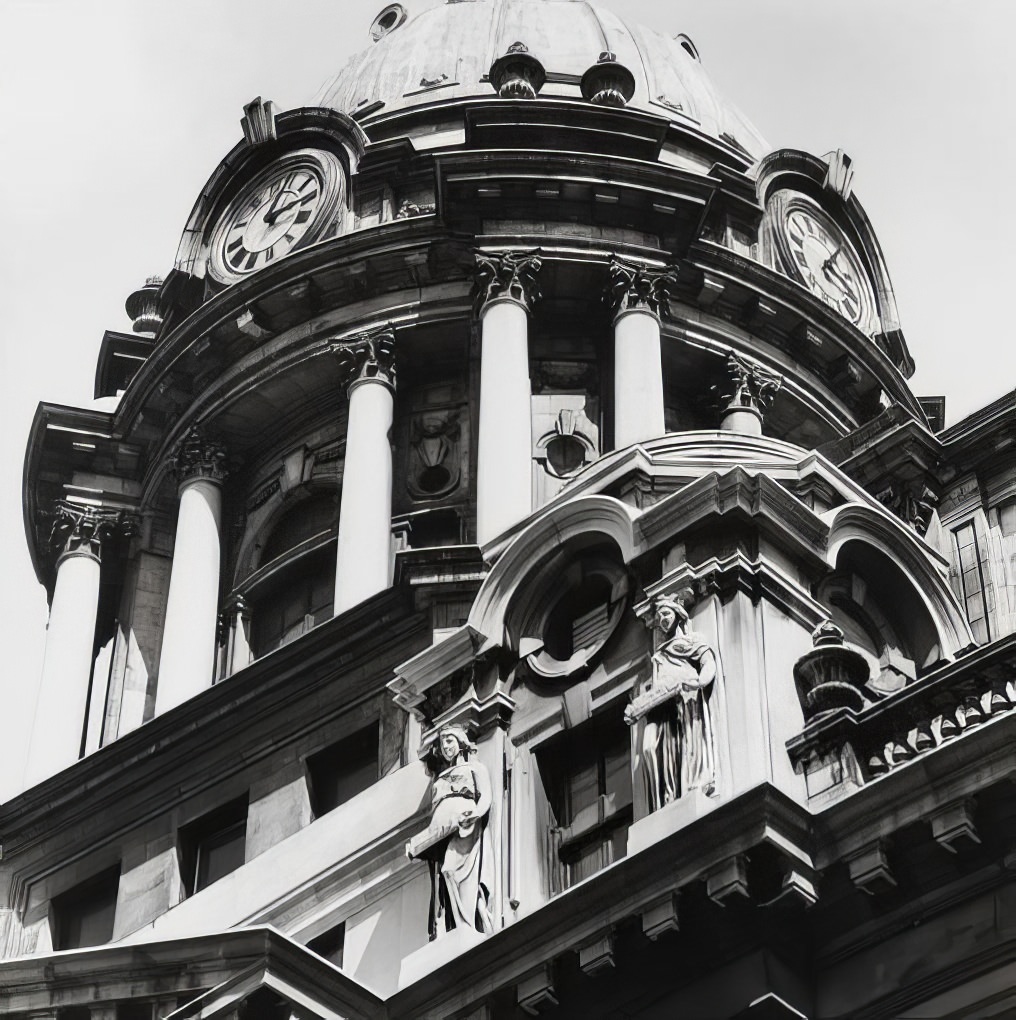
top-left (771, 190), bottom-right (877, 333)
top-left (207, 147), bottom-right (346, 285)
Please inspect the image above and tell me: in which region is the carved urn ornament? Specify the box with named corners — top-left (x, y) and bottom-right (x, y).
top-left (489, 41), bottom-right (546, 99)
top-left (124, 275), bottom-right (165, 335)
top-left (581, 51), bottom-right (636, 107)
top-left (793, 620), bottom-right (872, 722)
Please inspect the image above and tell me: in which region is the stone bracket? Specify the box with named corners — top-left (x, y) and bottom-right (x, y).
top-left (706, 854), bottom-right (750, 906)
top-left (518, 963), bottom-right (558, 1015)
top-left (930, 799), bottom-right (980, 854)
top-left (845, 841), bottom-right (896, 895)
top-left (577, 929), bottom-right (615, 976)
top-left (640, 891), bottom-right (679, 940)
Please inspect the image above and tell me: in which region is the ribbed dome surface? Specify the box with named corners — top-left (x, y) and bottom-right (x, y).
top-left (316, 0), bottom-right (768, 158)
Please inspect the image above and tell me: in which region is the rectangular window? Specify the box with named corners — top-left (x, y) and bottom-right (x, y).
top-left (954, 521), bottom-right (991, 643)
top-left (538, 712), bottom-right (633, 892)
top-left (307, 722), bottom-right (380, 818)
top-left (179, 796), bottom-right (248, 896)
top-left (52, 865), bottom-right (120, 950)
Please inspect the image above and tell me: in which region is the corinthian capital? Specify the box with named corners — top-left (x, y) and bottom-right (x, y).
top-left (330, 324), bottom-right (397, 392)
top-left (717, 352), bottom-right (783, 416)
top-left (170, 428), bottom-right (228, 485)
top-left (606, 256), bottom-right (677, 318)
top-left (474, 249), bottom-right (542, 314)
top-left (45, 501), bottom-right (138, 561)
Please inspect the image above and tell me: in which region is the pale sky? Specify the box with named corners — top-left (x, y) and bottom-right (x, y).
top-left (1, 0), bottom-right (1013, 800)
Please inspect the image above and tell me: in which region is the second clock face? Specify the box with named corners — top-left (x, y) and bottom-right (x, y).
top-left (772, 193), bottom-right (875, 330)
top-left (209, 149), bottom-right (344, 283)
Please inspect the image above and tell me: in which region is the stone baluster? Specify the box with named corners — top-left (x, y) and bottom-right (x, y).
top-left (474, 250), bottom-right (542, 545)
top-left (332, 326), bottom-right (397, 615)
top-left (155, 430), bottom-right (228, 715)
top-left (717, 352), bottom-right (782, 435)
top-left (25, 503), bottom-right (133, 786)
top-left (607, 257), bottom-right (673, 448)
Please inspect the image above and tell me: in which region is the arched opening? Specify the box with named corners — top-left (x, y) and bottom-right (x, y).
top-left (246, 493), bottom-right (338, 659)
top-left (817, 539), bottom-right (943, 696)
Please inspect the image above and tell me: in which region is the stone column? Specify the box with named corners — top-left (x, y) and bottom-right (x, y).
top-left (718, 352), bottom-right (782, 435)
top-left (223, 594), bottom-right (252, 677)
top-left (607, 257), bottom-right (672, 449)
top-left (155, 431), bottom-right (227, 715)
top-left (474, 250), bottom-right (542, 545)
top-left (25, 504), bottom-right (131, 787)
top-left (332, 327), bottom-right (397, 615)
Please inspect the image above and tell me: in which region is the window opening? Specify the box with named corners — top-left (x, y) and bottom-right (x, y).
top-left (179, 795), bottom-right (248, 896)
top-left (52, 865), bottom-right (120, 950)
top-left (539, 712), bottom-right (633, 891)
top-left (307, 722), bottom-right (380, 817)
top-left (954, 521), bottom-right (991, 643)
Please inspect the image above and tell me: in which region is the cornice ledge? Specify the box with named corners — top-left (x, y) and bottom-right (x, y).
top-left (389, 625), bottom-right (496, 714)
top-left (637, 467), bottom-right (829, 566)
top-left (0, 587), bottom-right (424, 860)
top-left (387, 783), bottom-right (812, 1018)
top-left (643, 551), bottom-right (827, 629)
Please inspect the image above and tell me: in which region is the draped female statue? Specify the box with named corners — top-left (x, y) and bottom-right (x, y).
top-left (407, 723), bottom-right (494, 939)
top-left (625, 591), bottom-right (717, 811)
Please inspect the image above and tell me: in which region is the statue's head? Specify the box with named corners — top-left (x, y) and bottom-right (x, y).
top-left (653, 590), bottom-right (692, 634)
top-left (437, 722), bottom-right (475, 763)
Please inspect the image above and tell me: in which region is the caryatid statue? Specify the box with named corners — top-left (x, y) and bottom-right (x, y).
top-left (625, 591), bottom-right (718, 811)
top-left (407, 723), bottom-right (495, 940)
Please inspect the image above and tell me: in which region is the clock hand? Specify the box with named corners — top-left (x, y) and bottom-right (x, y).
top-left (822, 243), bottom-right (844, 272)
top-left (263, 189), bottom-right (290, 226)
top-left (266, 195), bottom-right (303, 222)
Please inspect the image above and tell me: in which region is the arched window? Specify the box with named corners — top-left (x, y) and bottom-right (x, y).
top-left (246, 493), bottom-right (338, 659)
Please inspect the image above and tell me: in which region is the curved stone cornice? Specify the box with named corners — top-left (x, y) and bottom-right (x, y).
top-left (328, 323), bottom-right (397, 392)
top-left (169, 428), bottom-right (228, 485)
top-left (474, 249), bottom-right (542, 314)
top-left (685, 240), bottom-right (921, 417)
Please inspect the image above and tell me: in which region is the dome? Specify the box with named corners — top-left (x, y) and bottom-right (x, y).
top-left (315, 0), bottom-right (768, 159)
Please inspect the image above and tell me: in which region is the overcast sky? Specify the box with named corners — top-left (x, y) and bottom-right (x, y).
top-left (1, 0), bottom-right (1013, 800)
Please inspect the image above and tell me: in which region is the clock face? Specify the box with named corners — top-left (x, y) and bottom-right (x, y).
top-left (772, 193), bottom-right (875, 330)
top-left (209, 149), bottom-right (344, 283)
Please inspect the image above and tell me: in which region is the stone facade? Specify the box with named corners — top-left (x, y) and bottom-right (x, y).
top-left (4, 3), bottom-right (1016, 1018)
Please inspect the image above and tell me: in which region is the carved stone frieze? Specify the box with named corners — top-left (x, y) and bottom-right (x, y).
top-left (329, 324), bottom-right (397, 391)
top-left (395, 199), bottom-right (437, 219)
top-left (44, 501), bottom-right (138, 562)
top-left (875, 481), bottom-right (936, 535)
top-left (606, 256), bottom-right (676, 318)
top-left (170, 429), bottom-right (228, 485)
top-left (474, 250), bottom-right (542, 313)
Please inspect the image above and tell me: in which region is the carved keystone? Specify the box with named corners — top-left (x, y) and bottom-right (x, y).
top-left (706, 855), bottom-right (750, 906)
top-left (845, 842), bottom-right (896, 895)
top-left (577, 930), bottom-right (615, 976)
top-left (641, 891), bottom-right (679, 940)
top-left (517, 964), bottom-right (557, 1015)
top-left (931, 799), bottom-right (981, 854)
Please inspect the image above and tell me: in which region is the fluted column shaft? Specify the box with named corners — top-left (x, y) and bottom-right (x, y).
top-left (156, 432), bottom-right (227, 715)
top-left (333, 328), bottom-right (396, 615)
top-left (25, 505), bottom-right (129, 786)
top-left (608, 258), bottom-right (671, 449)
top-left (475, 251), bottom-right (542, 545)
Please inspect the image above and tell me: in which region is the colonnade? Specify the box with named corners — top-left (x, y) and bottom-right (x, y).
top-left (28, 251), bottom-right (727, 781)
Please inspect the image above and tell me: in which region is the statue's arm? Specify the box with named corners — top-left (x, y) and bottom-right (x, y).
top-left (467, 761), bottom-right (493, 821)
